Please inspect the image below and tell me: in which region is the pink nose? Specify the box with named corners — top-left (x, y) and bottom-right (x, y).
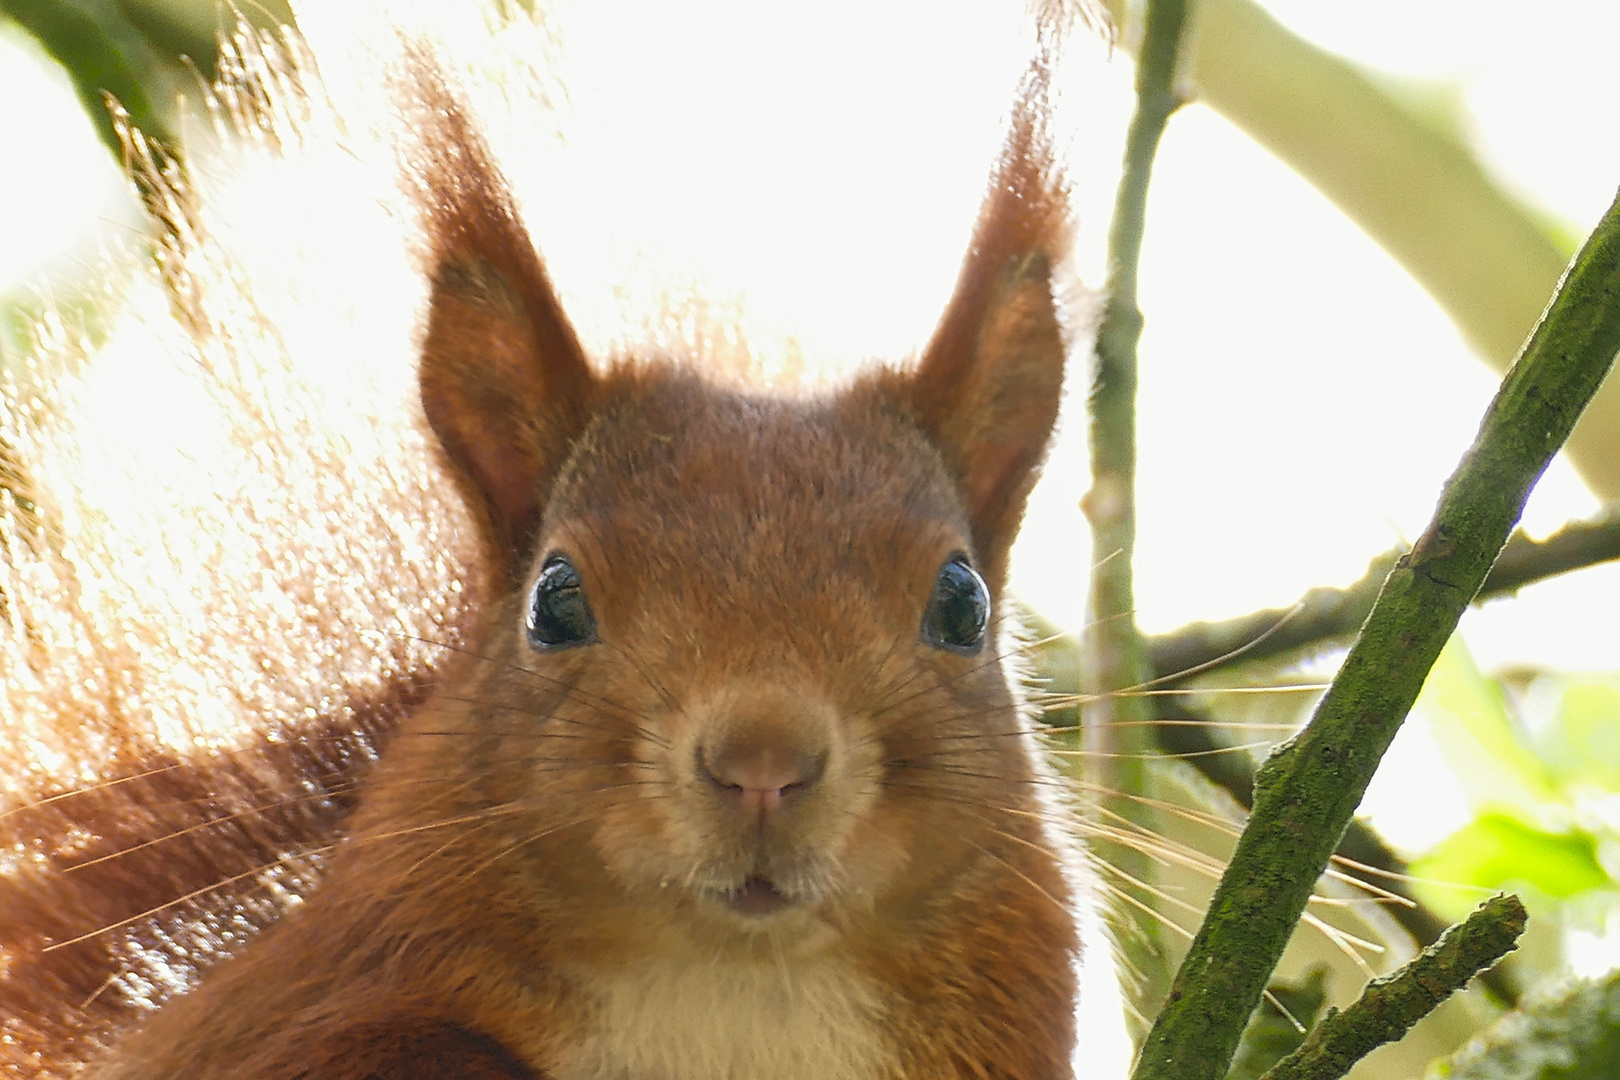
top-left (699, 742), bottom-right (826, 815)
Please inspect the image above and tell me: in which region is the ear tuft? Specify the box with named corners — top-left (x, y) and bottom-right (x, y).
top-left (905, 32), bottom-right (1072, 587)
top-left (402, 59), bottom-right (596, 567)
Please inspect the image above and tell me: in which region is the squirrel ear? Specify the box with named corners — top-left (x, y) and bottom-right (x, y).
top-left (411, 82), bottom-right (596, 565)
top-left (907, 78), bottom-right (1069, 586)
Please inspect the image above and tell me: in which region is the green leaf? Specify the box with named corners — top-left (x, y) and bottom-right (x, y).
top-left (1411, 815), bottom-right (1610, 921)
top-left (1428, 969), bottom-right (1620, 1079)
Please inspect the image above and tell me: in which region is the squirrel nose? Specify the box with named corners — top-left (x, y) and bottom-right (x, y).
top-left (698, 740), bottom-right (827, 815)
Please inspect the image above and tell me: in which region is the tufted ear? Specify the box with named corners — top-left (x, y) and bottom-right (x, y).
top-left (410, 71), bottom-right (596, 567)
top-left (906, 57), bottom-right (1070, 589)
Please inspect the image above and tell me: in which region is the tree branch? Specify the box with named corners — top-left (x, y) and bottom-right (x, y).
top-left (1129, 183), bottom-right (1620, 1080)
top-left (1259, 895), bottom-right (1527, 1080)
top-left (1147, 509), bottom-right (1620, 681)
top-left (1136, 509), bottom-right (1620, 1005)
top-left (1081, 0), bottom-right (1190, 1029)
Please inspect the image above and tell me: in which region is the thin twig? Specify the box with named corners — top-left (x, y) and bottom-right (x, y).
top-left (1146, 509), bottom-right (1620, 680)
top-left (1259, 895), bottom-right (1527, 1080)
top-left (1081, 0), bottom-right (1190, 1030)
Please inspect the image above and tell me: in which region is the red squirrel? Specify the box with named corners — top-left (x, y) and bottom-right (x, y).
top-left (2, 10), bottom-right (1086, 1079)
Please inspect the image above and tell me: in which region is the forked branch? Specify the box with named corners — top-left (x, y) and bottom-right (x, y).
top-left (1259, 895), bottom-right (1527, 1080)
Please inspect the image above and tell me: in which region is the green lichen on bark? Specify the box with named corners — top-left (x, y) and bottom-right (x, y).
top-left (1260, 895), bottom-right (1527, 1080)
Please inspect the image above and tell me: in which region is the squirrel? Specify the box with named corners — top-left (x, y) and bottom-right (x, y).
top-left (1, 6), bottom-right (1088, 1078)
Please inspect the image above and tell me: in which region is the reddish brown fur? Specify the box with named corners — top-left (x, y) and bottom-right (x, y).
top-left (0, 704), bottom-right (419, 1065)
top-left (6, 16), bottom-right (1082, 1080)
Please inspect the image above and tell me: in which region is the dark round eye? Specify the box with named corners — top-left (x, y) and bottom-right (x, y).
top-left (527, 554), bottom-right (597, 651)
top-left (920, 554), bottom-right (989, 653)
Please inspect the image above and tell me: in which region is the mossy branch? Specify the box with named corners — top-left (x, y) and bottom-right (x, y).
top-left (1129, 186), bottom-right (1620, 1080)
top-left (1259, 895), bottom-right (1527, 1080)
top-left (1142, 692), bottom-right (1525, 1007)
top-left (1132, 508), bottom-right (1620, 1009)
top-left (1080, 0), bottom-right (1189, 1030)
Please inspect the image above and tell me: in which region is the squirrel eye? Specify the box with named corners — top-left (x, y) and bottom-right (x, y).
top-left (527, 554), bottom-right (597, 651)
top-left (920, 554), bottom-right (989, 653)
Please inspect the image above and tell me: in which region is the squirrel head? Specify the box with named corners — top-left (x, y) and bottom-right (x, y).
top-left (385, 55), bottom-right (1073, 953)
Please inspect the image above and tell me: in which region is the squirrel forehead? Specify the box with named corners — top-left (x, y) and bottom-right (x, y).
top-left (539, 373), bottom-right (970, 575)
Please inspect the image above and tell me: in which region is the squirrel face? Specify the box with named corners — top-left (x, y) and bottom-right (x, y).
top-left (380, 374), bottom-right (1035, 960)
top-left (370, 63), bottom-right (1079, 976)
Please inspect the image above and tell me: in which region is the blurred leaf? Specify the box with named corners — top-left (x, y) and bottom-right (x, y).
top-left (1411, 815), bottom-right (1609, 921)
top-left (1538, 679), bottom-right (1620, 794)
top-left (1417, 638), bottom-right (1563, 824)
top-left (0, 0), bottom-right (179, 156)
top-left (1, 0), bottom-right (297, 170)
top-left (115, 0), bottom-right (293, 70)
top-left (1428, 969), bottom-right (1620, 1079)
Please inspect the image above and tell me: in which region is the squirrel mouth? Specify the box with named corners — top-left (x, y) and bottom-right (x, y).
top-left (722, 875), bottom-right (793, 917)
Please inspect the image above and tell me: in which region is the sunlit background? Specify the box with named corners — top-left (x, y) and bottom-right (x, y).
top-left (7, 3), bottom-right (1614, 666)
top-left (4, 1), bottom-right (1619, 1073)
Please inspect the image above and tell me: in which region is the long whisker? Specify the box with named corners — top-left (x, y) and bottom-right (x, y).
top-left (1093, 876), bottom-right (1194, 944)
top-left (57, 778), bottom-right (454, 872)
top-left (1052, 740), bottom-right (1279, 761)
top-left (1039, 683), bottom-right (1329, 708)
top-left (43, 847), bottom-right (336, 953)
